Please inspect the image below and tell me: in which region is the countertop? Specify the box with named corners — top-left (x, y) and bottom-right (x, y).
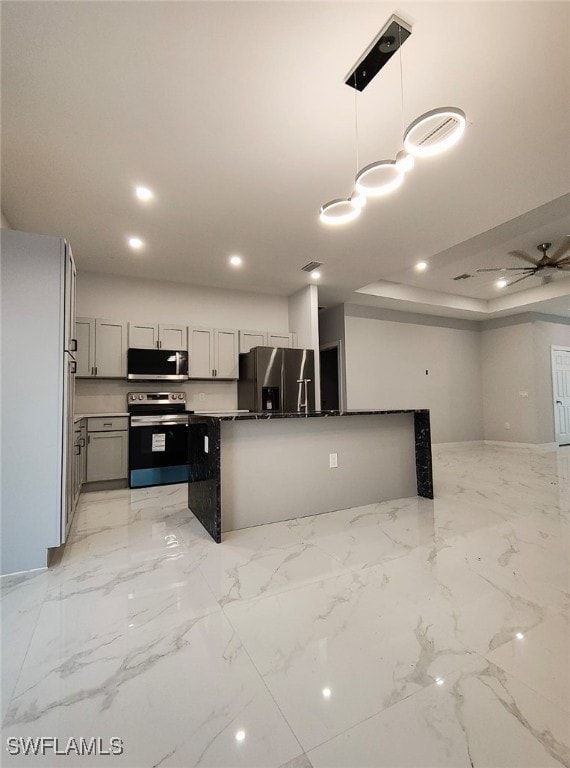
top-left (189, 409), bottom-right (428, 422)
top-left (74, 412), bottom-right (129, 423)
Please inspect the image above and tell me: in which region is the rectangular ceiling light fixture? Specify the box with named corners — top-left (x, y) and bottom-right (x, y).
top-left (345, 14), bottom-right (412, 92)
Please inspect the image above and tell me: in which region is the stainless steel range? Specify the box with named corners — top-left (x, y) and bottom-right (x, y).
top-left (128, 392), bottom-right (193, 488)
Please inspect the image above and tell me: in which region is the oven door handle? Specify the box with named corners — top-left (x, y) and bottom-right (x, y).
top-left (130, 421), bottom-right (188, 428)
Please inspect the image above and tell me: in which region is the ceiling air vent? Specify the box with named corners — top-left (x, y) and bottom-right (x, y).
top-left (301, 261), bottom-right (323, 273)
top-left (453, 273), bottom-right (472, 281)
top-left (416, 114), bottom-right (463, 149)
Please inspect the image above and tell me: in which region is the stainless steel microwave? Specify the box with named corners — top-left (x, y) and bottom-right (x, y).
top-left (127, 348), bottom-right (189, 381)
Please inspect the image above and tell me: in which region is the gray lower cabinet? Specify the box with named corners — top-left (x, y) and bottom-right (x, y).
top-left (86, 417), bottom-right (129, 482)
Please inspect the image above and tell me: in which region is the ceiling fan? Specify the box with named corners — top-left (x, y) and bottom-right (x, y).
top-left (476, 238), bottom-right (570, 287)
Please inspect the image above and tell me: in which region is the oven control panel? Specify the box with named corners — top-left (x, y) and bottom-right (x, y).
top-left (128, 392), bottom-right (186, 405)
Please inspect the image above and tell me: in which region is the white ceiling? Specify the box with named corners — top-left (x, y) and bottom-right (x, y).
top-left (2, 1), bottom-right (570, 320)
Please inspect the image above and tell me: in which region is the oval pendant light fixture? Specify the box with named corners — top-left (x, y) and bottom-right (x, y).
top-left (355, 160), bottom-right (404, 197)
top-left (320, 198), bottom-right (362, 225)
top-left (403, 107), bottom-right (466, 157)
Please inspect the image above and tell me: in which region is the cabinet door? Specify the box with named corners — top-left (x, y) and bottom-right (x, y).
top-left (267, 332), bottom-right (294, 348)
top-left (188, 327), bottom-right (215, 379)
top-left (76, 317), bottom-right (95, 377)
top-left (64, 243), bottom-right (77, 354)
top-left (87, 431), bottom-right (128, 481)
top-left (159, 323), bottom-right (187, 351)
top-left (128, 322), bottom-right (159, 349)
top-left (215, 328), bottom-right (239, 379)
top-left (239, 330), bottom-right (267, 353)
top-left (95, 319), bottom-right (127, 377)
top-left (80, 423), bottom-right (87, 486)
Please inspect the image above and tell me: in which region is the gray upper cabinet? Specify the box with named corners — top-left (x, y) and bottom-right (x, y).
top-left (267, 332), bottom-right (294, 348)
top-left (129, 321), bottom-right (187, 350)
top-left (128, 322), bottom-right (159, 349)
top-left (239, 330), bottom-right (268, 353)
top-left (76, 317), bottom-right (95, 377)
top-left (188, 326), bottom-right (215, 379)
top-left (188, 327), bottom-right (238, 379)
top-left (77, 317), bottom-right (127, 378)
top-left (214, 328), bottom-right (239, 379)
top-left (95, 319), bottom-right (127, 377)
top-left (159, 323), bottom-right (187, 350)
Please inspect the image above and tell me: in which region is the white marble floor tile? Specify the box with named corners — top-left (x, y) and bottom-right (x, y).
top-left (307, 655), bottom-right (570, 768)
top-left (2, 444), bottom-right (569, 767)
top-left (224, 566), bottom-right (477, 751)
top-left (486, 609), bottom-right (570, 713)
top-left (3, 611), bottom-right (301, 768)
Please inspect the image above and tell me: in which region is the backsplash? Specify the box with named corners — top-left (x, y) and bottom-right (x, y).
top-left (75, 379), bottom-right (238, 414)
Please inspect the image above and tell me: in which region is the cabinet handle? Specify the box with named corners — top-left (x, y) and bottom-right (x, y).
top-left (71, 338), bottom-right (77, 351)
top-left (79, 438), bottom-right (86, 447)
top-left (74, 445), bottom-right (81, 455)
top-left (70, 360), bottom-right (77, 374)
top-left (95, 366), bottom-right (98, 376)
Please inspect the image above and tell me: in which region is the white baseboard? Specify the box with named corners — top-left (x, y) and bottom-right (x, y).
top-left (432, 440), bottom-right (484, 449)
top-left (483, 440), bottom-right (558, 452)
top-left (0, 565), bottom-right (47, 580)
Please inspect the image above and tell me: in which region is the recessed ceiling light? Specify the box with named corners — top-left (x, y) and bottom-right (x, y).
top-left (128, 237), bottom-right (144, 250)
top-left (322, 687), bottom-right (332, 699)
top-left (229, 255), bottom-right (242, 267)
top-left (415, 261), bottom-right (428, 271)
top-left (235, 730), bottom-right (246, 742)
top-left (311, 271), bottom-right (321, 280)
top-left (515, 632), bottom-right (524, 640)
top-left (135, 186), bottom-right (153, 201)
top-left (496, 277), bottom-right (508, 288)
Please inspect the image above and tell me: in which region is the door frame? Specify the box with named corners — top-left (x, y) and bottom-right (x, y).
top-left (551, 345), bottom-right (570, 446)
top-left (319, 340), bottom-right (344, 411)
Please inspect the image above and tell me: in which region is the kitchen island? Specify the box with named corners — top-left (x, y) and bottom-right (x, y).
top-left (187, 410), bottom-right (433, 543)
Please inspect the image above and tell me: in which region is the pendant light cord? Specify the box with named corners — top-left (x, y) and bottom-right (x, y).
top-left (398, 24), bottom-right (405, 136)
top-left (354, 72), bottom-right (360, 175)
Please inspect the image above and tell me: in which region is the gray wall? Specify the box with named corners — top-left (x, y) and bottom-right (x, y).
top-left (481, 317), bottom-right (570, 444)
top-left (323, 304), bottom-right (570, 445)
top-left (342, 308), bottom-right (484, 444)
top-left (221, 414), bottom-right (417, 531)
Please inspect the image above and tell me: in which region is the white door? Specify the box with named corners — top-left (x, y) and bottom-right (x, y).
top-left (189, 327), bottom-right (215, 378)
top-left (215, 329), bottom-right (239, 378)
top-left (552, 347), bottom-right (570, 446)
top-left (239, 330), bottom-right (267, 353)
top-left (95, 319), bottom-right (128, 377)
top-left (267, 332), bottom-right (293, 348)
top-left (159, 323), bottom-right (187, 351)
top-left (76, 317), bottom-right (95, 377)
top-left (128, 322), bottom-right (159, 349)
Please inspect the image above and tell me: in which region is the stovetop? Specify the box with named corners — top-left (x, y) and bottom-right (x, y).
top-left (127, 391), bottom-right (192, 415)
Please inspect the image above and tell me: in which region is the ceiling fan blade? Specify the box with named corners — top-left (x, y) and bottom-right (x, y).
top-left (508, 250), bottom-right (537, 266)
top-left (551, 237), bottom-right (570, 263)
top-left (507, 272), bottom-right (536, 287)
top-left (476, 267), bottom-right (534, 273)
top-left (555, 256), bottom-right (570, 266)
top-left (556, 264), bottom-right (570, 270)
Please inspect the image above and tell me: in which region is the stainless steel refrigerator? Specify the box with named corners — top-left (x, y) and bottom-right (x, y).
top-left (238, 347), bottom-right (315, 413)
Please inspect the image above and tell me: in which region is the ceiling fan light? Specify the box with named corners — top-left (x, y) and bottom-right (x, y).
top-left (319, 198), bottom-right (361, 225)
top-left (395, 150), bottom-right (415, 172)
top-left (355, 160), bottom-right (404, 197)
top-left (404, 107), bottom-right (466, 158)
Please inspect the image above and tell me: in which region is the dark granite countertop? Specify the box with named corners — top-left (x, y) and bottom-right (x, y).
top-left (188, 409), bottom-right (428, 422)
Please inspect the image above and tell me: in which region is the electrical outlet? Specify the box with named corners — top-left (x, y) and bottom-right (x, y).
top-left (329, 452), bottom-right (338, 468)
top-left (199, 393), bottom-right (206, 401)
top-left (505, 422), bottom-right (511, 430)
